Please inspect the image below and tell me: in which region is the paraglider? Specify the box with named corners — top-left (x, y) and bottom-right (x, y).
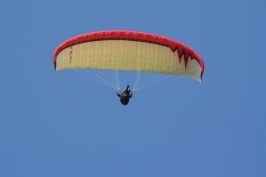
top-left (53, 30), bottom-right (205, 105)
top-left (116, 85), bottom-right (133, 105)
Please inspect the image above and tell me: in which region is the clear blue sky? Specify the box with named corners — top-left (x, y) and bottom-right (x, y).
top-left (1, 1), bottom-right (266, 177)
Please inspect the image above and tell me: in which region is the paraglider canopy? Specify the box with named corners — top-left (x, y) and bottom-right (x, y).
top-left (53, 30), bottom-right (204, 82)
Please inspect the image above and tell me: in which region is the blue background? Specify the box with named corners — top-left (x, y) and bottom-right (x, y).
top-left (1, 1), bottom-right (265, 177)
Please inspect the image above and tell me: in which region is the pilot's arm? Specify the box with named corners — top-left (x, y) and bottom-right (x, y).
top-left (116, 92), bottom-right (121, 97)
